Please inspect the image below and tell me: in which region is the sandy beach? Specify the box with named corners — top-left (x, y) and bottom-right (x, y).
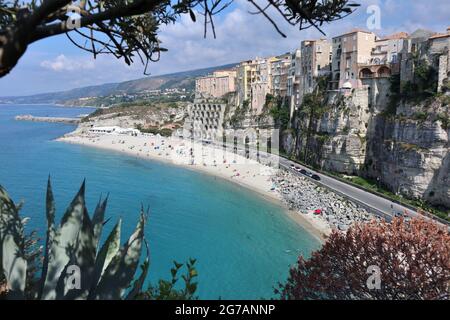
top-left (58, 131), bottom-right (331, 241)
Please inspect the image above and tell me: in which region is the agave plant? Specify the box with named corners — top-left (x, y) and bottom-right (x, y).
top-left (0, 178), bottom-right (149, 300)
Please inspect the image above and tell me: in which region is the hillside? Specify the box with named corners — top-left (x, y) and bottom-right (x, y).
top-left (0, 63), bottom-right (237, 105)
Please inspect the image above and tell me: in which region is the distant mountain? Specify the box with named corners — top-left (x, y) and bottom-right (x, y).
top-left (0, 63), bottom-right (237, 105)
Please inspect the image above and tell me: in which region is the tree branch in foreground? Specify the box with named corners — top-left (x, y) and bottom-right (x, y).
top-left (0, 0), bottom-right (359, 77)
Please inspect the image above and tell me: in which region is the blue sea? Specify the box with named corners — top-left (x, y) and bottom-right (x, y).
top-left (0, 104), bottom-right (320, 299)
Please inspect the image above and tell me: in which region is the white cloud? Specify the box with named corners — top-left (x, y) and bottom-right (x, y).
top-left (40, 54), bottom-right (95, 72)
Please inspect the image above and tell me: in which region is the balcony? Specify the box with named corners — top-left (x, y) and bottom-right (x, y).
top-left (359, 65), bottom-right (391, 79)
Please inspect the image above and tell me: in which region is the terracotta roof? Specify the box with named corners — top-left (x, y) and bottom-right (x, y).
top-left (379, 32), bottom-right (409, 40)
top-left (429, 32), bottom-right (450, 40)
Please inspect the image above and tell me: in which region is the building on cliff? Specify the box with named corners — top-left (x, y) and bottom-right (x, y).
top-left (271, 53), bottom-right (292, 99)
top-left (184, 98), bottom-right (227, 142)
top-left (188, 27), bottom-right (449, 210)
top-left (235, 56), bottom-right (283, 113)
top-left (429, 28), bottom-right (450, 93)
top-left (195, 69), bottom-right (237, 99)
top-left (330, 30), bottom-right (377, 91)
top-left (250, 57), bottom-right (277, 114)
top-left (191, 70), bottom-right (237, 142)
top-left (287, 49), bottom-right (302, 118)
top-left (358, 32), bottom-right (409, 80)
top-left (299, 39), bottom-right (332, 99)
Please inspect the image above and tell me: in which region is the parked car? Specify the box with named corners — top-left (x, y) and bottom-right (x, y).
top-left (395, 212), bottom-right (403, 218)
top-left (295, 166), bottom-right (302, 172)
top-left (300, 169), bottom-right (307, 175)
top-left (290, 164), bottom-right (296, 169)
top-left (311, 174), bottom-right (321, 181)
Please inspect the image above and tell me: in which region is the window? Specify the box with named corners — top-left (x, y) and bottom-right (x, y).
top-left (392, 54), bottom-right (398, 63)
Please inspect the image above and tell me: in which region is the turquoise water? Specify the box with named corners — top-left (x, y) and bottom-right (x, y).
top-left (0, 104), bottom-right (321, 299)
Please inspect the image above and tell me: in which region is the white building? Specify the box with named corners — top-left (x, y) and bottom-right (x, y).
top-left (89, 126), bottom-right (140, 135)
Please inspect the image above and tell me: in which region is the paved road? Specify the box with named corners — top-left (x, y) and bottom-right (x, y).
top-left (200, 140), bottom-right (448, 226)
top-left (279, 157), bottom-right (425, 222)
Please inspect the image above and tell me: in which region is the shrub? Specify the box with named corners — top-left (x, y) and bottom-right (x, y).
top-left (277, 218), bottom-right (450, 300)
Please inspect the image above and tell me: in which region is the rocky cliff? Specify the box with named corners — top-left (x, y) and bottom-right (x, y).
top-left (366, 98), bottom-right (449, 208)
top-left (287, 87), bottom-right (375, 174)
top-left (283, 85), bottom-right (449, 209)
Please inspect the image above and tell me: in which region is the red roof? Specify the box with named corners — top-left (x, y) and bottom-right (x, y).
top-left (429, 32), bottom-right (450, 40)
top-left (380, 32), bottom-right (409, 40)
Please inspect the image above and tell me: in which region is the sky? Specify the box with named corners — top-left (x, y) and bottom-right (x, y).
top-left (0, 0), bottom-right (449, 96)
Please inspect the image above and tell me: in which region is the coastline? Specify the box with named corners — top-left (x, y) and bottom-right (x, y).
top-left (58, 131), bottom-right (331, 242)
top-left (0, 103), bottom-right (96, 108)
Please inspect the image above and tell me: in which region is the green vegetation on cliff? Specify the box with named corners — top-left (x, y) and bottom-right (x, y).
top-left (266, 95), bottom-right (290, 129)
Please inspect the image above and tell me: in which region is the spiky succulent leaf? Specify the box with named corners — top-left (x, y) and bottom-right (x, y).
top-left (45, 177), bottom-right (56, 227)
top-left (41, 181), bottom-right (86, 300)
top-left (38, 177), bottom-right (56, 299)
top-left (125, 239), bottom-right (150, 300)
top-left (0, 185), bottom-right (27, 297)
top-left (93, 212), bottom-right (145, 299)
top-left (57, 207), bottom-right (96, 300)
top-left (92, 196), bottom-right (108, 250)
top-left (88, 218), bottom-right (121, 298)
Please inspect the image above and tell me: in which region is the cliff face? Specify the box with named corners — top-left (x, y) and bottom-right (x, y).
top-left (283, 85), bottom-right (449, 209)
top-left (287, 87), bottom-right (375, 175)
top-left (366, 99), bottom-right (449, 208)
top-left (317, 89), bottom-right (372, 174)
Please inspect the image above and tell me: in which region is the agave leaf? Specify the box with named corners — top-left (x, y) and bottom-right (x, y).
top-left (0, 185), bottom-right (27, 297)
top-left (93, 212), bottom-right (145, 299)
top-left (91, 195), bottom-right (108, 250)
top-left (97, 219), bottom-right (121, 276)
top-left (57, 207), bottom-right (96, 300)
top-left (38, 177), bottom-right (56, 299)
top-left (87, 218), bottom-right (121, 299)
top-left (125, 239), bottom-right (150, 300)
top-left (41, 181), bottom-right (86, 300)
top-left (53, 260), bottom-right (71, 300)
